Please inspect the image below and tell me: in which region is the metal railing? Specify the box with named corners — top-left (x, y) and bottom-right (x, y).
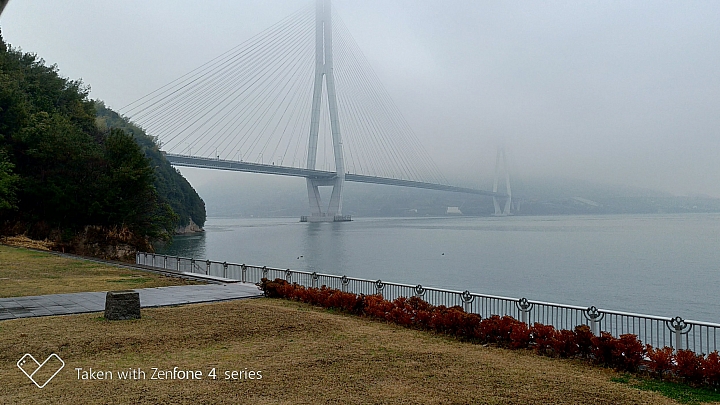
top-left (137, 251), bottom-right (719, 355)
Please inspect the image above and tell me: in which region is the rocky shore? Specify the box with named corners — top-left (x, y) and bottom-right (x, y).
top-left (175, 217), bottom-right (204, 234)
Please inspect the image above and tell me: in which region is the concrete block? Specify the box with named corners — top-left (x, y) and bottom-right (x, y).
top-left (104, 290), bottom-right (141, 320)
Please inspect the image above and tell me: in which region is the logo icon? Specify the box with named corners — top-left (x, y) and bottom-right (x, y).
top-left (17, 353), bottom-right (65, 388)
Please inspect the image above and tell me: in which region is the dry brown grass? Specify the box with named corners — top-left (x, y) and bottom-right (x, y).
top-left (0, 298), bottom-right (687, 404)
top-left (0, 245), bottom-right (199, 298)
top-left (1, 235), bottom-right (55, 251)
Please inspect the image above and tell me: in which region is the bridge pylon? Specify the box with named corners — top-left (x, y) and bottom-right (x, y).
top-left (303, 0), bottom-right (348, 223)
top-left (492, 147), bottom-right (512, 216)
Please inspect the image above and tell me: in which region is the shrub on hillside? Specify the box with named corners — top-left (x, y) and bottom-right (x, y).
top-left (613, 334), bottom-right (645, 371)
top-left (702, 351), bottom-right (720, 386)
top-left (574, 325), bottom-right (594, 357)
top-left (509, 322), bottom-right (532, 349)
top-left (531, 323), bottom-right (556, 356)
top-left (591, 332), bottom-right (617, 367)
top-left (260, 278), bottom-right (290, 298)
top-left (552, 329), bottom-right (579, 358)
top-left (646, 345), bottom-right (674, 378)
top-left (478, 315), bottom-right (524, 345)
top-left (675, 349), bottom-right (705, 384)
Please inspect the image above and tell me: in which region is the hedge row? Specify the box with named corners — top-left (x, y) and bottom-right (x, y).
top-left (260, 278), bottom-right (720, 387)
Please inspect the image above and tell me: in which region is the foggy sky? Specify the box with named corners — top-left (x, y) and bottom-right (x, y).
top-left (2, 1), bottom-right (719, 197)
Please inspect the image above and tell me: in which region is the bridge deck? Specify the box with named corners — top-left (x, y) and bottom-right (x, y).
top-left (165, 153), bottom-right (505, 198)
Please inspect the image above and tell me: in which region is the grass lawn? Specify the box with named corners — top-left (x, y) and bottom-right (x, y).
top-left (612, 374), bottom-right (720, 405)
top-left (0, 245), bottom-right (200, 298)
top-left (0, 298), bottom-right (695, 404)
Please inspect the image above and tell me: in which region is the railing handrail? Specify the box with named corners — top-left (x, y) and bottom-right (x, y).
top-left (681, 319), bottom-right (719, 327)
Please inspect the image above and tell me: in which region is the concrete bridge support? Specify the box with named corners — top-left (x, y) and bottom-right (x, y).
top-left (493, 147), bottom-right (512, 216)
top-left (305, 0), bottom-right (347, 222)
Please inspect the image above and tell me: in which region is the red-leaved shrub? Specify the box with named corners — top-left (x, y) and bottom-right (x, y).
top-left (591, 332), bottom-right (618, 366)
top-left (531, 323), bottom-right (556, 355)
top-left (589, 332), bottom-right (644, 371)
top-left (452, 309), bottom-right (482, 339)
top-left (498, 316), bottom-right (523, 344)
top-left (702, 351), bottom-right (720, 386)
top-left (428, 305), bottom-right (451, 332)
top-left (387, 298), bottom-right (413, 326)
top-left (429, 306), bottom-right (480, 338)
top-left (407, 296), bottom-right (433, 311)
top-left (509, 322), bottom-right (531, 349)
top-left (415, 309), bottom-right (432, 327)
top-left (676, 349), bottom-right (704, 384)
top-left (477, 315), bottom-right (502, 343)
top-left (363, 294), bottom-right (393, 318)
top-left (260, 278), bottom-right (290, 298)
top-left (574, 325), bottom-right (594, 358)
top-left (477, 315), bottom-right (526, 345)
top-left (613, 334), bottom-right (645, 371)
top-left (552, 329), bottom-right (579, 358)
top-left (646, 345), bottom-right (674, 378)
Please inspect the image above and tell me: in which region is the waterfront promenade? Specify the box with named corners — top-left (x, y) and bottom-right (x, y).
top-left (0, 283), bottom-right (261, 320)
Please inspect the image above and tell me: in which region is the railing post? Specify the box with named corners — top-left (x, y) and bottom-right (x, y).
top-left (414, 284), bottom-right (425, 299)
top-left (285, 269), bottom-right (292, 283)
top-left (206, 260), bottom-right (210, 275)
top-left (584, 306), bottom-right (604, 335)
top-left (190, 258), bottom-right (195, 273)
top-left (461, 291), bottom-right (474, 313)
top-left (223, 262), bottom-right (228, 278)
top-left (163, 255), bottom-right (167, 269)
top-left (151, 254), bottom-right (155, 267)
top-left (311, 272), bottom-right (319, 289)
top-left (176, 257), bottom-right (180, 272)
top-left (241, 264), bottom-right (247, 283)
top-left (135, 252), bottom-right (140, 265)
top-left (668, 316), bottom-right (691, 352)
top-left (341, 275), bottom-right (349, 292)
top-left (375, 280), bottom-right (384, 298)
top-left (262, 266), bottom-right (268, 280)
top-left (516, 298), bottom-right (533, 325)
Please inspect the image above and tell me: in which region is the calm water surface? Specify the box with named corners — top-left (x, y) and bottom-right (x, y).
top-left (157, 214), bottom-right (720, 322)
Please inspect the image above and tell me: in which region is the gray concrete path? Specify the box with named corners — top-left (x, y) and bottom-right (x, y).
top-left (0, 283), bottom-right (262, 321)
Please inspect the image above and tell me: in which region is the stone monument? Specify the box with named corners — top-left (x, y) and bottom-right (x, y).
top-left (104, 290), bottom-right (141, 320)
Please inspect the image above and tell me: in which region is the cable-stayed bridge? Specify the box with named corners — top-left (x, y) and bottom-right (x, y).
top-left (121, 0), bottom-right (511, 221)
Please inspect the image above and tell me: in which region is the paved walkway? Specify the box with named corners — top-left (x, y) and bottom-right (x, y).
top-left (0, 283), bottom-right (262, 321)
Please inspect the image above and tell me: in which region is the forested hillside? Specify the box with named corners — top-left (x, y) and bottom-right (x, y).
top-left (0, 30), bottom-right (205, 257)
top-left (95, 102), bottom-right (205, 230)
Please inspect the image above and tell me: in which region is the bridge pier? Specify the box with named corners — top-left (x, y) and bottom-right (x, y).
top-left (492, 147), bottom-right (512, 216)
top-left (303, 0), bottom-right (347, 223)
top-left (305, 176), bottom-right (349, 222)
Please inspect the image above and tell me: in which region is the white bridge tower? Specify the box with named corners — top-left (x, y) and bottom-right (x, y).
top-left (303, 0), bottom-right (348, 222)
top-left (493, 147), bottom-right (512, 216)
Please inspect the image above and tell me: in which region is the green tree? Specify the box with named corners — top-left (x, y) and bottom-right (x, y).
top-left (12, 111), bottom-right (104, 227)
top-left (0, 150), bottom-right (18, 210)
top-left (100, 128), bottom-right (176, 238)
top-left (95, 101), bottom-right (206, 229)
